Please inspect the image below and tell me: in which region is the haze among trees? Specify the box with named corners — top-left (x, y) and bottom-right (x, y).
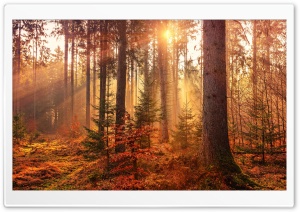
top-left (12, 20), bottom-right (286, 190)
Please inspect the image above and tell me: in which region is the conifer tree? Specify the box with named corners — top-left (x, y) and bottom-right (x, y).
top-left (194, 113), bottom-right (203, 144)
top-left (13, 114), bottom-right (26, 143)
top-left (84, 63), bottom-right (115, 162)
top-left (172, 98), bottom-right (195, 149)
top-left (243, 95), bottom-right (283, 163)
top-left (134, 79), bottom-right (159, 148)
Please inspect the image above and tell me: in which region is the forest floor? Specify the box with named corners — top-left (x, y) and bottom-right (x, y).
top-left (13, 134), bottom-right (286, 190)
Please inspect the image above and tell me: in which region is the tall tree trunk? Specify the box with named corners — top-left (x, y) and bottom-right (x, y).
top-left (265, 20), bottom-right (274, 150)
top-left (252, 20), bottom-right (258, 147)
top-left (93, 24), bottom-right (97, 109)
top-left (202, 20), bottom-right (240, 173)
top-left (115, 20), bottom-right (127, 153)
top-left (174, 38), bottom-right (179, 127)
top-left (184, 32), bottom-right (188, 101)
top-left (144, 39), bottom-right (149, 84)
top-left (280, 67), bottom-right (286, 145)
top-left (172, 26), bottom-right (178, 128)
top-left (99, 21), bottom-right (107, 136)
top-left (237, 77), bottom-right (244, 146)
top-left (130, 57), bottom-right (134, 115)
top-left (15, 20), bottom-right (22, 114)
top-left (71, 21), bottom-right (75, 120)
top-left (158, 21), bottom-right (169, 142)
top-left (158, 21), bottom-right (169, 143)
top-left (75, 40), bottom-right (78, 88)
top-left (105, 68), bottom-right (111, 173)
top-left (64, 20), bottom-right (69, 125)
top-left (152, 29), bottom-right (156, 94)
top-left (226, 23), bottom-right (236, 147)
top-left (86, 20), bottom-right (91, 128)
top-left (33, 21), bottom-right (38, 131)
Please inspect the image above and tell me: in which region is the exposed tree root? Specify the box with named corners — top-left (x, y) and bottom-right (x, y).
top-left (222, 172), bottom-right (262, 190)
top-left (198, 167), bottom-right (263, 190)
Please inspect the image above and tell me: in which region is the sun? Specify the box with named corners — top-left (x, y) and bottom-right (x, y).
top-left (165, 29), bottom-right (171, 39)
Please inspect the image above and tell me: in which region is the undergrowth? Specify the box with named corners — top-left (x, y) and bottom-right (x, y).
top-left (13, 134), bottom-right (286, 190)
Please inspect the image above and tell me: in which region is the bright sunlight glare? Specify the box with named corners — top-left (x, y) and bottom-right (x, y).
top-left (165, 29), bottom-right (170, 39)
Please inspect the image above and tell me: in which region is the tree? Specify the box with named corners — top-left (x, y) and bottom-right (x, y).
top-left (134, 79), bottom-right (159, 148)
top-left (172, 98), bottom-right (195, 149)
top-left (99, 21), bottom-right (108, 137)
top-left (157, 20), bottom-right (169, 143)
top-left (13, 114), bottom-right (26, 143)
top-left (83, 47), bottom-right (116, 171)
top-left (48, 46), bottom-right (64, 130)
top-left (86, 20), bottom-right (91, 128)
top-left (23, 20), bottom-right (50, 131)
top-left (115, 20), bottom-right (127, 153)
top-left (202, 20), bottom-right (240, 173)
top-left (241, 20), bottom-right (286, 161)
top-left (70, 21), bottom-right (75, 119)
top-left (12, 20), bottom-right (22, 115)
top-left (63, 20), bottom-right (69, 124)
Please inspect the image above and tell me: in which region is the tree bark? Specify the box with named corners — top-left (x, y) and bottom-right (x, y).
top-left (93, 25), bottom-right (97, 109)
top-left (202, 20), bottom-right (240, 173)
top-left (115, 20), bottom-right (127, 153)
top-left (158, 21), bottom-right (169, 143)
top-left (252, 20), bottom-right (258, 146)
top-left (64, 20), bottom-right (69, 124)
top-left (71, 21), bottom-right (75, 120)
top-left (99, 21), bottom-right (108, 135)
top-left (33, 21), bottom-right (38, 131)
top-left (86, 20), bottom-right (91, 128)
top-left (15, 21), bottom-right (22, 114)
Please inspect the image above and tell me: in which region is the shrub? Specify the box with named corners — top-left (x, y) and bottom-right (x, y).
top-left (13, 114), bottom-right (26, 143)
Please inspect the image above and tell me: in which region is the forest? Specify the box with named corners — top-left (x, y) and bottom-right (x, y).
top-left (12, 20), bottom-right (286, 190)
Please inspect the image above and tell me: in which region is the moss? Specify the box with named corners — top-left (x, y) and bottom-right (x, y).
top-left (223, 173), bottom-right (261, 190)
top-left (198, 165), bottom-right (261, 190)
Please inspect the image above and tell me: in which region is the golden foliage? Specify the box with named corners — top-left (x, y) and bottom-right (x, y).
top-left (13, 134), bottom-right (286, 190)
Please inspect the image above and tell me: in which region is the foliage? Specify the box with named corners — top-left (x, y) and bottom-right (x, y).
top-left (13, 161), bottom-right (62, 189)
top-left (134, 80), bottom-right (159, 128)
top-left (194, 114), bottom-right (203, 143)
top-left (83, 69), bottom-right (115, 159)
top-left (28, 131), bottom-right (41, 143)
top-left (108, 115), bottom-right (156, 182)
top-left (12, 133), bottom-right (286, 190)
top-left (134, 79), bottom-right (159, 148)
top-left (172, 102), bottom-right (195, 149)
top-left (69, 116), bottom-right (82, 138)
top-left (13, 114), bottom-right (27, 142)
top-left (57, 116), bottom-right (82, 138)
top-left (243, 97), bottom-right (284, 159)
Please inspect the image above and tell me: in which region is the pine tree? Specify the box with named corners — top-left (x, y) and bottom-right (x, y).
top-left (13, 114), bottom-right (26, 143)
top-left (243, 96), bottom-right (283, 162)
top-left (134, 79), bottom-right (159, 148)
top-left (172, 99), bottom-right (195, 149)
top-left (102, 68), bottom-right (116, 172)
top-left (194, 113), bottom-right (202, 144)
top-left (84, 65), bottom-right (115, 162)
top-left (115, 20), bottom-right (127, 153)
